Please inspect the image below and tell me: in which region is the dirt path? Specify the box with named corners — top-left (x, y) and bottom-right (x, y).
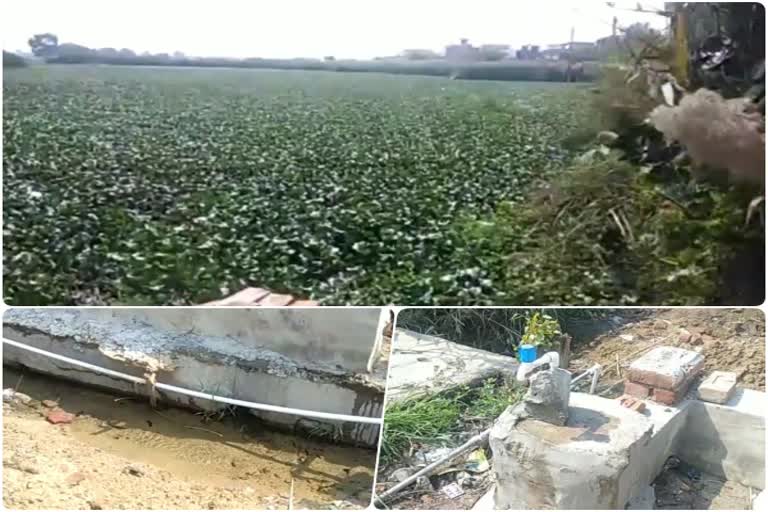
top-left (3, 368), bottom-right (375, 510)
top-left (570, 308), bottom-right (765, 393)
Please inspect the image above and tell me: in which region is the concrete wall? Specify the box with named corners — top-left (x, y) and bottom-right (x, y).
top-left (72, 308), bottom-right (381, 372)
top-left (2, 308), bottom-right (385, 447)
top-left (676, 388), bottom-right (766, 490)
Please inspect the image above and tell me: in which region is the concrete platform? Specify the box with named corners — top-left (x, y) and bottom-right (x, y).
top-left (483, 387), bottom-right (765, 509)
top-left (385, 329), bottom-right (519, 403)
top-left (489, 392), bottom-right (688, 509)
top-left (677, 388), bottom-right (766, 489)
top-left (3, 308), bottom-right (385, 447)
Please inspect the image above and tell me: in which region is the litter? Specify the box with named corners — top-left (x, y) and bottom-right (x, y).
top-left (440, 482), bottom-right (464, 499)
top-left (464, 449), bottom-right (490, 473)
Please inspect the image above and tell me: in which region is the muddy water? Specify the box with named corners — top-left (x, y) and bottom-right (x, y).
top-left (3, 367), bottom-right (376, 508)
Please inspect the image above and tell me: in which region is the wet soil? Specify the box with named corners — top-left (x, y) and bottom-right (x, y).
top-left (2, 367), bottom-right (375, 510)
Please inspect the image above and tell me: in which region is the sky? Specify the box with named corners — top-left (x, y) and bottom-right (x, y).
top-left (3, 0), bottom-right (669, 59)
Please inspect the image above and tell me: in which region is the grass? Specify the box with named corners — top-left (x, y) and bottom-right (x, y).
top-left (3, 65), bottom-right (591, 305)
top-left (380, 377), bottom-right (524, 467)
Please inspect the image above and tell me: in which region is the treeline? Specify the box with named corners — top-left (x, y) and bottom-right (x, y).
top-left (3, 51), bottom-right (27, 68)
top-left (18, 33), bottom-right (600, 82)
top-left (44, 53), bottom-right (601, 82)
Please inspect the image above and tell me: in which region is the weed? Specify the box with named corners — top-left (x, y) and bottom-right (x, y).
top-left (380, 378), bottom-right (523, 467)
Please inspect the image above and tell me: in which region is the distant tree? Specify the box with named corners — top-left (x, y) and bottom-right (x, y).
top-left (172, 51), bottom-right (186, 59)
top-left (324, 55), bottom-right (336, 61)
top-left (28, 32), bottom-right (58, 57)
top-left (3, 50), bottom-right (27, 68)
top-left (56, 43), bottom-right (93, 60)
top-left (96, 47), bottom-right (119, 58)
top-left (403, 49), bottom-right (440, 60)
top-left (118, 48), bottom-right (136, 58)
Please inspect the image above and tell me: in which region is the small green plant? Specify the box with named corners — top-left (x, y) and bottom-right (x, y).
top-left (465, 378), bottom-right (525, 421)
top-left (520, 312), bottom-right (561, 350)
top-left (380, 378), bottom-right (524, 467)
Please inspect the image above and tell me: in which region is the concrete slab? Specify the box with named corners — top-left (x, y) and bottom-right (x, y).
top-left (3, 308), bottom-right (385, 447)
top-left (58, 308), bottom-right (381, 373)
top-left (677, 388), bottom-right (766, 490)
top-left (697, 371), bottom-right (737, 404)
top-left (385, 329), bottom-right (518, 403)
top-left (628, 346), bottom-right (705, 390)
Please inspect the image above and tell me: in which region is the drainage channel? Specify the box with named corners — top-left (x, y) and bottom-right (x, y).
top-left (3, 367), bottom-right (376, 510)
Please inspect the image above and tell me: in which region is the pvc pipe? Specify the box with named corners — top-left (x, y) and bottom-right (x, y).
top-left (2, 337), bottom-right (383, 425)
top-left (570, 364), bottom-right (602, 387)
top-left (589, 365), bottom-right (602, 394)
top-left (516, 351), bottom-right (560, 383)
top-left (375, 429), bottom-right (491, 505)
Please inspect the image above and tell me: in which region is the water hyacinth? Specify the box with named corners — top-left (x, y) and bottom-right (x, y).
top-left (3, 66), bottom-right (589, 305)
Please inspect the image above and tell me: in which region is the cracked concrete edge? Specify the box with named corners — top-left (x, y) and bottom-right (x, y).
top-left (3, 311), bottom-right (384, 393)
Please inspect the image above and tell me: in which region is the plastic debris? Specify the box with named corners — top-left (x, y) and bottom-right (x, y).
top-left (464, 449), bottom-right (490, 473)
top-left (440, 482), bottom-right (464, 499)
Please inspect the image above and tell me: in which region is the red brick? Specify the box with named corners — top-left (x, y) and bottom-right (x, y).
top-left (678, 329), bottom-right (693, 344)
top-left (46, 409), bottom-right (75, 424)
top-left (290, 299), bottom-right (320, 307)
top-left (618, 394), bottom-right (647, 413)
top-left (650, 387), bottom-right (682, 405)
top-left (627, 346), bottom-right (705, 390)
top-left (257, 293), bottom-right (294, 307)
top-left (624, 381), bottom-right (650, 399)
top-left (204, 287), bottom-right (270, 306)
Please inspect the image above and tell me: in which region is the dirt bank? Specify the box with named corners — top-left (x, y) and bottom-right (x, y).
top-left (570, 308), bottom-right (765, 392)
top-left (2, 368), bottom-right (375, 510)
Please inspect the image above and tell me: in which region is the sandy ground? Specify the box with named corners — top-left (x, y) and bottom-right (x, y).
top-left (2, 368), bottom-right (376, 510)
top-left (570, 308), bottom-right (765, 393)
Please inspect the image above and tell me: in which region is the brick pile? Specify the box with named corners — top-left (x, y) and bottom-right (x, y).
top-left (623, 346), bottom-right (705, 405)
top-left (203, 287), bottom-right (319, 306)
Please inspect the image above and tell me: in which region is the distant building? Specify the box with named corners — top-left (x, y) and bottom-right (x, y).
top-left (517, 45), bottom-right (541, 60)
top-left (445, 38), bottom-right (479, 62)
top-left (541, 41), bottom-right (597, 60)
top-left (479, 44), bottom-right (512, 61)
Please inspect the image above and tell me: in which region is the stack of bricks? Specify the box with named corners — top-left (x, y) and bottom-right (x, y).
top-left (624, 346), bottom-right (705, 406)
top-left (203, 287), bottom-right (319, 306)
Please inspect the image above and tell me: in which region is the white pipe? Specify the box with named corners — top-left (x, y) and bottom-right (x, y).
top-left (570, 364), bottom-right (602, 387)
top-left (516, 351), bottom-right (560, 383)
top-left (2, 337), bottom-right (383, 425)
top-left (589, 365), bottom-right (601, 394)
